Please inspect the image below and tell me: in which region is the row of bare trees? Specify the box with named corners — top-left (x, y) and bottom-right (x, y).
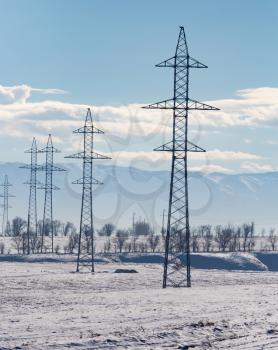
top-left (1, 218), bottom-right (278, 254)
top-left (2, 217), bottom-right (77, 238)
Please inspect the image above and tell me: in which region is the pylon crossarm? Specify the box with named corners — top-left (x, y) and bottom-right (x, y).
top-left (142, 99), bottom-right (174, 110)
top-left (38, 146), bottom-right (61, 153)
top-left (51, 165), bottom-right (66, 172)
top-left (72, 178), bottom-right (103, 185)
top-left (156, 56), bottom-right (176, 68)
top-left (38, 164), bottom-right (65, 172)
top-left (154, 140), bottom-right (205, 152)
top-left (19, 164), bottom-right (40, 170)
top-left (187, 141), bottom-right (206, 152)
top-left (143, 98), bottom-right (219, 110)
top-left (188, 99), bottom-right (219, 110)
top-left (73, 125), bottom-right (104, 134)
top-left (38, 184), bottom-right (60, 190)
top-left (24, 149), bottom-right (36, 154)
top-left (188, 56), bottom-right (207, 68)
top-left (154, 141), bottom-right (174, 152)
top-left (66, 151), bottom-right (111, 160)
top-left (91, 151), bottom-right (111, 160)
top-left (156, 55), bottom-right (207, 69)
top-left (23, 180), bottom-right (43, 186)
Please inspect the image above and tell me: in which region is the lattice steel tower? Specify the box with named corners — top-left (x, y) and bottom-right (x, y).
top-left (0, 175), bottom-right (14, 235)
top-left (39, 134), bottom-right (64, 253)
top-left (65, 108), bottom-right (110, 272)
top-left (143, 27), bottom-right (219, 288)
top-left (20, 138), bottom-right (40, 254)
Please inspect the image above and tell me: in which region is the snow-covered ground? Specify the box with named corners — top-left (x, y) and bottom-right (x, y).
top-left (1, 258), bottom-right (278, 349)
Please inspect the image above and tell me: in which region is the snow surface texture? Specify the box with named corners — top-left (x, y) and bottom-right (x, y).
top-left (120, 252), bottom-right (268, 271)
top-left (0, 252), bottom-right (269, 271)
top-left (1, 257), bottom-right (278, 349)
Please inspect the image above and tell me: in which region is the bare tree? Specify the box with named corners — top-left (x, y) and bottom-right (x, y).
top-left (242, 222), bottom-right (255, 252)
top-left (103, 237), bottom-right (112, 253)
top-left (138, 242), bottom-right (148, 253)
top-left (202, 225), bottom-right (213, 252)
top-left (66, 234), bottom-right (79, 254)
top-left (5, 220), bottom-right (12, 236)
top-left (63, 222), bottom-right (76, 236)
top-left (268, 228), bottom-right (278, 251)
top-left (228, 228), bottom-right (238, 252)
top-left (134, 221), bottom-right (151, 236)
top-left (12, 217), bottom-right (26, 237)
top-left (30, 235), bottom-right (42, 254)
top-left (53, 220), bottom-right (63, 236)
top-left (12, 235), bottom-right (23, 254)
top-left (0, 242), bottom-right (5, 254)
top-left (54, 244), bottom-right (61, 254)
top-left (161, 225), bottom-right (166, 241)
top-left (215, 225), bottom-right (233, 252)
top-left (131, 235), bottom-right (138, 252)
top-left (191, 228), bottom-right (201, 253)
top-left (171, 226), bottom-right (186, 252)
top-left (98, 223), bottom-right (115, 237)
top-left (38, 220), bottom-right (43, 236)
top-left (114, 230), bottom-right (129, 253)
top-left (10, 217), bottom-right (26, 254)
top-left (147, 233), bottom-right (160, 252)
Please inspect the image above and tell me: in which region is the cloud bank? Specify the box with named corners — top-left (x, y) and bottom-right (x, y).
top-left (0, 84), bottom-right (277, 173)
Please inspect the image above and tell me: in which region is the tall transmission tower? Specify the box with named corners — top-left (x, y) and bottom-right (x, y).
top-left (20, 138), bottom-right (40, 254)
top-left (143, 27), bottom-right (219, 288)
top-left (39, 134), bottom-right (65, 253)
top-left (65, 108), bottom-right (110, 272)
top-left (0, 175), bottom-right (14, 235)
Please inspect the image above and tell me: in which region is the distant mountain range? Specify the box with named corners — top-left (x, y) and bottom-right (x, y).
top-left (1, 162), bottom-right (278, 232)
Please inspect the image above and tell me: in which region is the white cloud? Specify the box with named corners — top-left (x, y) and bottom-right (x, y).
top-left (0, 83), bottom-right (273, 173)
top-left (189, 164), bottom-right (233, 174)
top-left (111, 149), bottom-right (261, 162)
top-left (189, 149), bottom-right (262, 161)
top-left (241, 162), bottom-right (277, 173)
top-left (31, 87), bottom-right (68, 95)
top-left (0, 84), bottom-right (67, 104)
top-left (199, 87), bottom-right (278, 127)
top-left (2, 85), bottom-right (278, 142)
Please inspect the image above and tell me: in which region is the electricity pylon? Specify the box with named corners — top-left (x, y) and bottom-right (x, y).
top-left (38, 134), bottom-right (65, 253)
top-left (143, 27), bottom-right (219, 288)
top-left (65, 108), bottom-right (110, 272)
top-left (20, 138), bottom-right (41, 254)
top-left (0, 175), bottom-right (14, 235)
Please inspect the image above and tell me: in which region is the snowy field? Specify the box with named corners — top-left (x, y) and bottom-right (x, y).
top-left (1, 258), bottom-right (278, 349)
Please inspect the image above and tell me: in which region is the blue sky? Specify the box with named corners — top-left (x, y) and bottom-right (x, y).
top-left (0, 0), bottom-right (277, 174)
top-left (1, 0), bottom-right (278, 104)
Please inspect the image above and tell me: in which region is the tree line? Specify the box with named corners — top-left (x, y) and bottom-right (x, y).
top-left (0, 217), bottom-right (278, 255)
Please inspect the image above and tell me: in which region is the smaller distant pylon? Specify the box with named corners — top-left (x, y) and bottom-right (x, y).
top-left (20, 137), bottom-right (41, 254)
top-left (65, 108), bottom-right (111, 272)
top-left (0, 175), bottom-right (15, 236)
top-left (38, 134), bottom-right (65, 253)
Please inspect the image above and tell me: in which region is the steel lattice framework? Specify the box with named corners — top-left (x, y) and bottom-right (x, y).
top-left (143, 27), bottom-right (219, 288)
top-left (65, 108), bottom-right (110, 272)
top-left (39, 134), bottom-right (65, 253)
top-left (20, 138), bottom-right (40, 254)
top-left (0, 175), bottom-right (14, 235)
